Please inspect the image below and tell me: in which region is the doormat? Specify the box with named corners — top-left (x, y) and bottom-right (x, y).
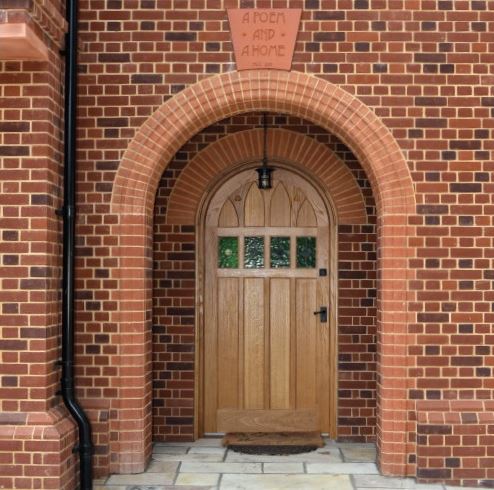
top-left (223, 431), bottom-right (324, 455)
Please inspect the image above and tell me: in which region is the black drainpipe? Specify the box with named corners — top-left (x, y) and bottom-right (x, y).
top-left (60, 0), bottom-right (93, 486)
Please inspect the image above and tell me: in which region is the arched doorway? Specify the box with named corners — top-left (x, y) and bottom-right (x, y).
top-left (108, 70), bottom-right (416, 476)
top-left (151, 125), bottom-right (374, 445)
top-left (198, 164), bottom-right (337, 437)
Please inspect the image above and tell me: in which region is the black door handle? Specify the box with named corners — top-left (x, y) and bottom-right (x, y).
top-left (313, 306), bottom-right (328, 323)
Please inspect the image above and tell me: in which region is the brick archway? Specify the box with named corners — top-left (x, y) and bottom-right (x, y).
top-left (108, 70), bottom-right (416, 476)
top-left (167, 128), bottom-right (368, 226)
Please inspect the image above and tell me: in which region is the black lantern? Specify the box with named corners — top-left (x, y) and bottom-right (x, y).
top-left (256, 113), bottom-right (273, 190)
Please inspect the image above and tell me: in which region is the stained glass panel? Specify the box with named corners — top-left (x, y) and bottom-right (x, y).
top-left (218, 236), bottom-right (238, 268)
top-left (270, 236), bottom-right (290, 268)
top-left (244, 236), bottom-right (264, 269)
top-left (296, 236), bottom-right (316, 268)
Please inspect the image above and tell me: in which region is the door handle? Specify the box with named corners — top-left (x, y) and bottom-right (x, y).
top-left (313, 306), bottom-right (328, 323)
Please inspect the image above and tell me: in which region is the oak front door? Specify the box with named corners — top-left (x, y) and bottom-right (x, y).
top-left (202, 168), bottom-right (334, 434)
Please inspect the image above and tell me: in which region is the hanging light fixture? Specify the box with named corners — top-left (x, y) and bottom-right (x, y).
top-left (256, 112), bottom-right (274, 190)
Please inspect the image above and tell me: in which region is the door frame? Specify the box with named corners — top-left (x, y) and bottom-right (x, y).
top-left (195, 160), bottom-right (339, 439)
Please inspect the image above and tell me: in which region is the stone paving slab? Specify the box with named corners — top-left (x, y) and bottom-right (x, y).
top-left (105, 473), bottom-right (175, 486)
top-left (307, 462), bottom-right (379, 474)
top-left (444, 487), bottom-right (482, 490)
top-left (406, 485), bottom-right (444, 490)
top-left (341, 445), bottom-right (377, 462)
top-left (175, 472), bottom-right (220, 486)
top-left (220, 473), bottom-right (353, 489)
top-left (128, 487), bottom-right (210, 490)
top-left (317, 446), bottom-right (341, 452)
top-left (262, 462), bottom-right (304, 473)
top-left (336, 442), bottom-right (375, 448)
top-left (354, 487), bottom-right (446, 490)
top-left (97, 485), bottom-right (212, 490)
top-left (153, 446), bottom-right (189, 454)
top-left (188, 446), bottom-right (226, 455)
top-left (130, 487), bottom-right (190, 490)
top-left (146, 461), bottom-right (180, 473)
top-left (180, 461), bottom-right (263, 474)
top-left (444, 485), bottom-right (485, 490)
top-left (153, 453), bottom-right (225, 462)
top-left (94, 486), bottom-right (126, 490)
top-left (352, 474), bottom-right (444, 488)
top-left (225, 448), bottom-right (342, 463)
top-left (353, 475), bottom-right (417, 488)
top-left (355, 488), bottom-right (444, 490)
top-left (154, 438), bottom-right (223, 448)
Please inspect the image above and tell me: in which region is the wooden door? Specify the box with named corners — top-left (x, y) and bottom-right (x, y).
top-left (202, 168), bottom-right (334, 434)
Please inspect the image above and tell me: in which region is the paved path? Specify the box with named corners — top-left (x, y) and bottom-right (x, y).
top-left (94, 438), bottom-right (475, 489)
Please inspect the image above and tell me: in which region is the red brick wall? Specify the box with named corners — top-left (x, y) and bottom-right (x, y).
top-left (152, 113), bottom-right (377, 442)
top-left (152, 222), bottom-right (196, 441)
top-left (417, 401), bottom-right (494, 486)
top-left (1, 0), bottom-right (493, 487)
top-left (338, 232), bottom-right (377, 440)
top-left (0, 55), bottom-right (77, 488)
top-left (75, 0), bottom-right (493, 480)
top-left (0, 57), bottom-right (62, 411)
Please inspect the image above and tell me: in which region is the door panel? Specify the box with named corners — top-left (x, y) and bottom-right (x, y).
top-left (219, 199), bottom-right (239, 227)
top-left (270, 278), bottom-right (290, 409)
top-left (270, 183), bottom-right (291, 226)
top-left (295, 279), bottom-right (317, 410)
top-left (217, 278), bottom-right (239, 409)
top-left (243, 277), bottom-right (265, 409)
top-left (203, 168), bottom-right (334, 434)
top-left (244, 183), bottom-right (265, 226)
top-left (203, 256), bottom-right (217, 433)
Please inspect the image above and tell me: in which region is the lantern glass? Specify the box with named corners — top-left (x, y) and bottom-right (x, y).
top-left (256, 166), bottom-right (273, 190)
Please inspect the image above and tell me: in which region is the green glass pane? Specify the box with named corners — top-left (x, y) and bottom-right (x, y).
top-left (270, 236), bottom-right (290, 268)
top-left (244, 236), bottom-right (264, 269)
top-left (218, 237), bottom-right (238, 268)
top-left (297, 236), bottom-right (316, 268)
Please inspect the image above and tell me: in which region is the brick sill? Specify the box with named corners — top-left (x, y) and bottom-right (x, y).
top-left (0, 22), bottom-right (48, 60)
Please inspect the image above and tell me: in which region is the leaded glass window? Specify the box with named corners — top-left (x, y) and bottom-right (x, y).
top-left (270, 236), bottom-right (290, 268)
top-left (244, 236), bottom-right (264, 269)
top-left (296, 236), bottom-right (316, 268)
top-left (218, 237), bottom-right (239, 268)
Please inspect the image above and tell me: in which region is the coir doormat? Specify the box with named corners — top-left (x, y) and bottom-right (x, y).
top-left (223, 431), bottom-right (324, 455)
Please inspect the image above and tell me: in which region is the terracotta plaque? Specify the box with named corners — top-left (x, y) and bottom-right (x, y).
top-left (227, 9), bottom-right (302, 71)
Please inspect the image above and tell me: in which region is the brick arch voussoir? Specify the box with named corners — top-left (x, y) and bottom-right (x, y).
top-left (111, 70), bottom-right (415, 218)
top-left (166, 129), bottom-right (368, 226)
